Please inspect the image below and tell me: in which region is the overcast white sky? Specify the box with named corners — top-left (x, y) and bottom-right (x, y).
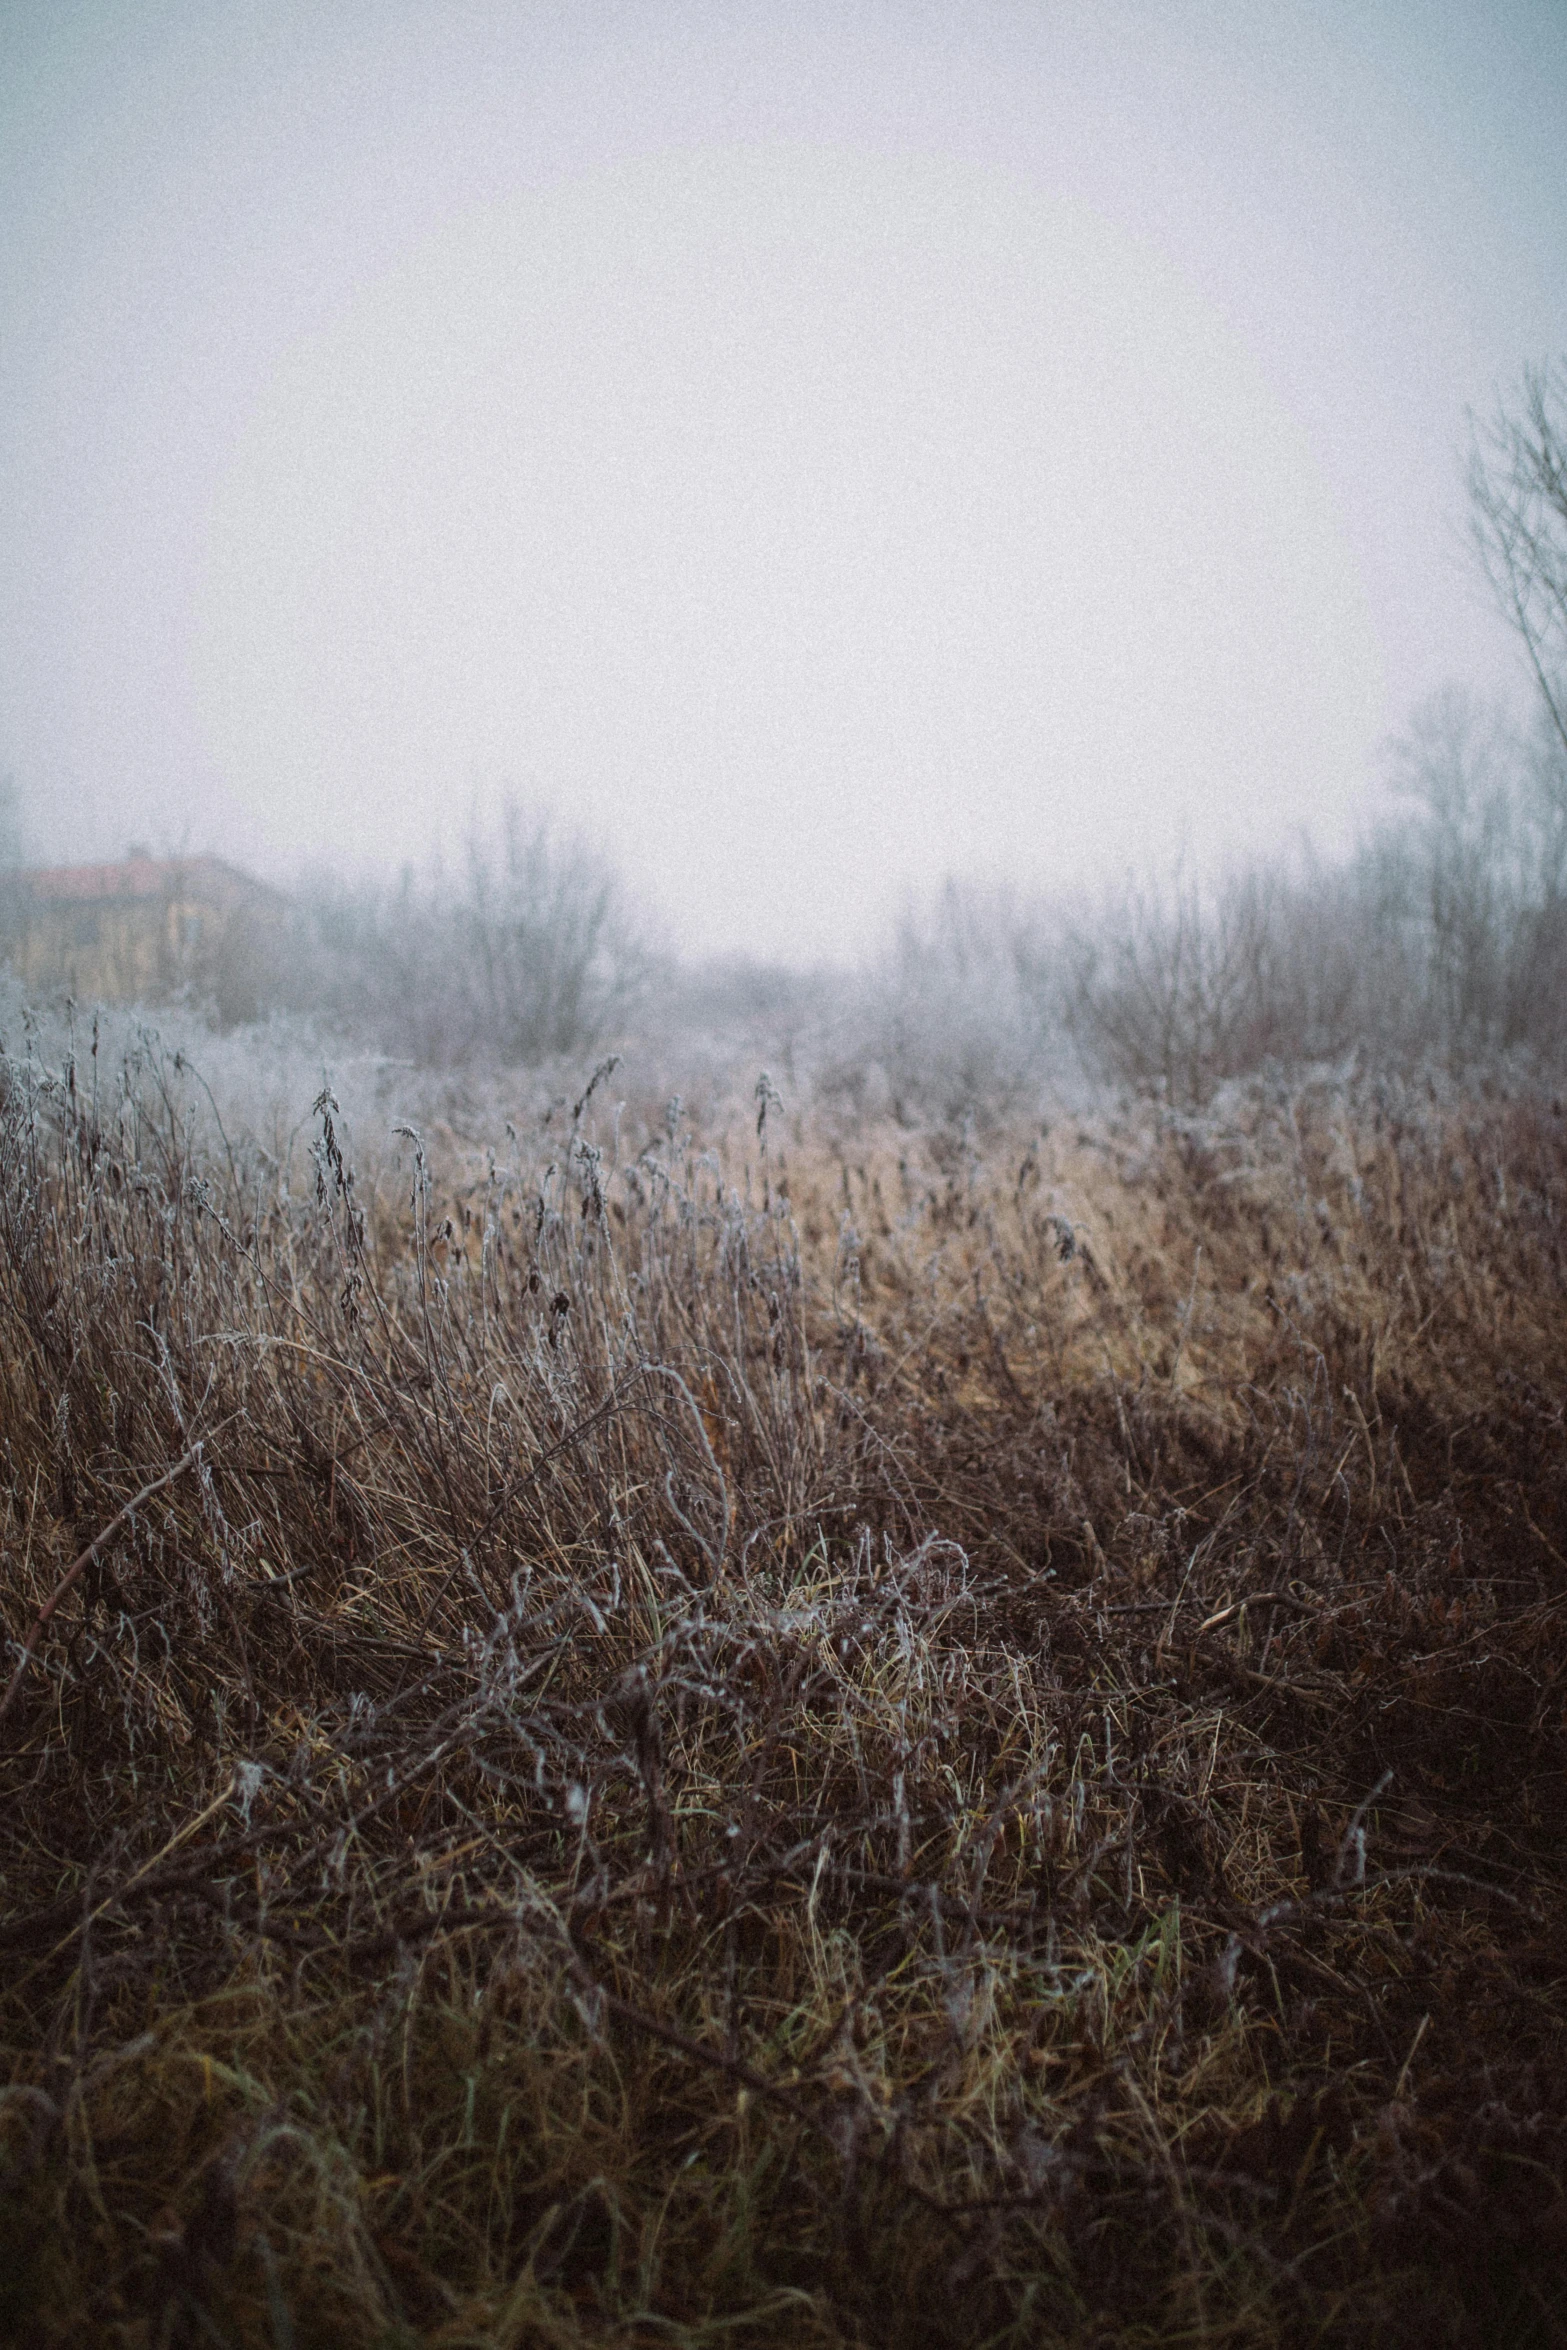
top-left (1, 1), bottom-right (1564, 959)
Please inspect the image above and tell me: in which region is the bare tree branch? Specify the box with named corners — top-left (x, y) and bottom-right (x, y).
top-left (1468, 360), bottom-right (1567, 762)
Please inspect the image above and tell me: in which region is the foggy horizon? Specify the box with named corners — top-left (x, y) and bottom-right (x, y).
top-left (2, 0), bottom-right (1564, 964)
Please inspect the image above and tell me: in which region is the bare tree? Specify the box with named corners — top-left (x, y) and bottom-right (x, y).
top-left (1468, 360), bottom-right (1567, 760)
top-left (1063, 862), bottom-right (1368, 1107)
top-left (0, 775), bottom-right (28, 963)
top-left (287, 802), bottom-right (657, 1065)
top-left (1383, 688), bottom-right (1528, 1054)
top-left (850, 879), bottom-right (1062, 1119)
top-left (460, 803), bottom-right (648, 1061)
top-left (0, 772), bottom-right (24, 870)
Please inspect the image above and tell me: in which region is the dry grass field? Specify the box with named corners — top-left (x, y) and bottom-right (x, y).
top-left (3, 1031), bottom-right (1567, 2346)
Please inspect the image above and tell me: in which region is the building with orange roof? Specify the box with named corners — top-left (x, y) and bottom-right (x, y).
top-left (0, 853), bottom-right (287, 1012)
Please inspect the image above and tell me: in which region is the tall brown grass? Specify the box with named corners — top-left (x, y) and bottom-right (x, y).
top-left (3, 1034), bottom-right (1567, 2346)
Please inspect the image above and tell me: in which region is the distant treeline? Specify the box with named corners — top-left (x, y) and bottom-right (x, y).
top-left (285, 681), bottom-right (1567, 1113)
top-left (4, 359), bottom-right (1563, 1110)
top-left (858, 686), bottom-right (1567, 1114)
top-left (2, 688), bottom-right (1566, 1110)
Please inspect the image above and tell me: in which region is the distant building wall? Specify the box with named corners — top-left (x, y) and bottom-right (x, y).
top-left (0, 856), bottom-right (287, 1011)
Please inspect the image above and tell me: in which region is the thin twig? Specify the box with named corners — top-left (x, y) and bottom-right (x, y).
top-left (0, 1439), bottom-right (211, 1733)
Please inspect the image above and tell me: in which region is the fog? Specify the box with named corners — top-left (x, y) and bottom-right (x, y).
top-left (2, 0), bottom-right (1565, 962)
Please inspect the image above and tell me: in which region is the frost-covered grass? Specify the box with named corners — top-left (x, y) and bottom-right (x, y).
top-left (3, 1023), bottom-right (1567, 2346)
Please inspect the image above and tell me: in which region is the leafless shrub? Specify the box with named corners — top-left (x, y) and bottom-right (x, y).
top-left (1064, 862), bottom-right (1352, 1105)
top-left (823, 879), bottom-right (1071, 1122)
top-left (1057, 705), bottom-right (1567, 1106)
top-left (287, 801), bottom-right (660, 1064)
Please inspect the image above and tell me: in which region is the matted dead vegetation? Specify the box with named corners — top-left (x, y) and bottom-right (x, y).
top-left (2, 1033), bottom-right (1567, 2347)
